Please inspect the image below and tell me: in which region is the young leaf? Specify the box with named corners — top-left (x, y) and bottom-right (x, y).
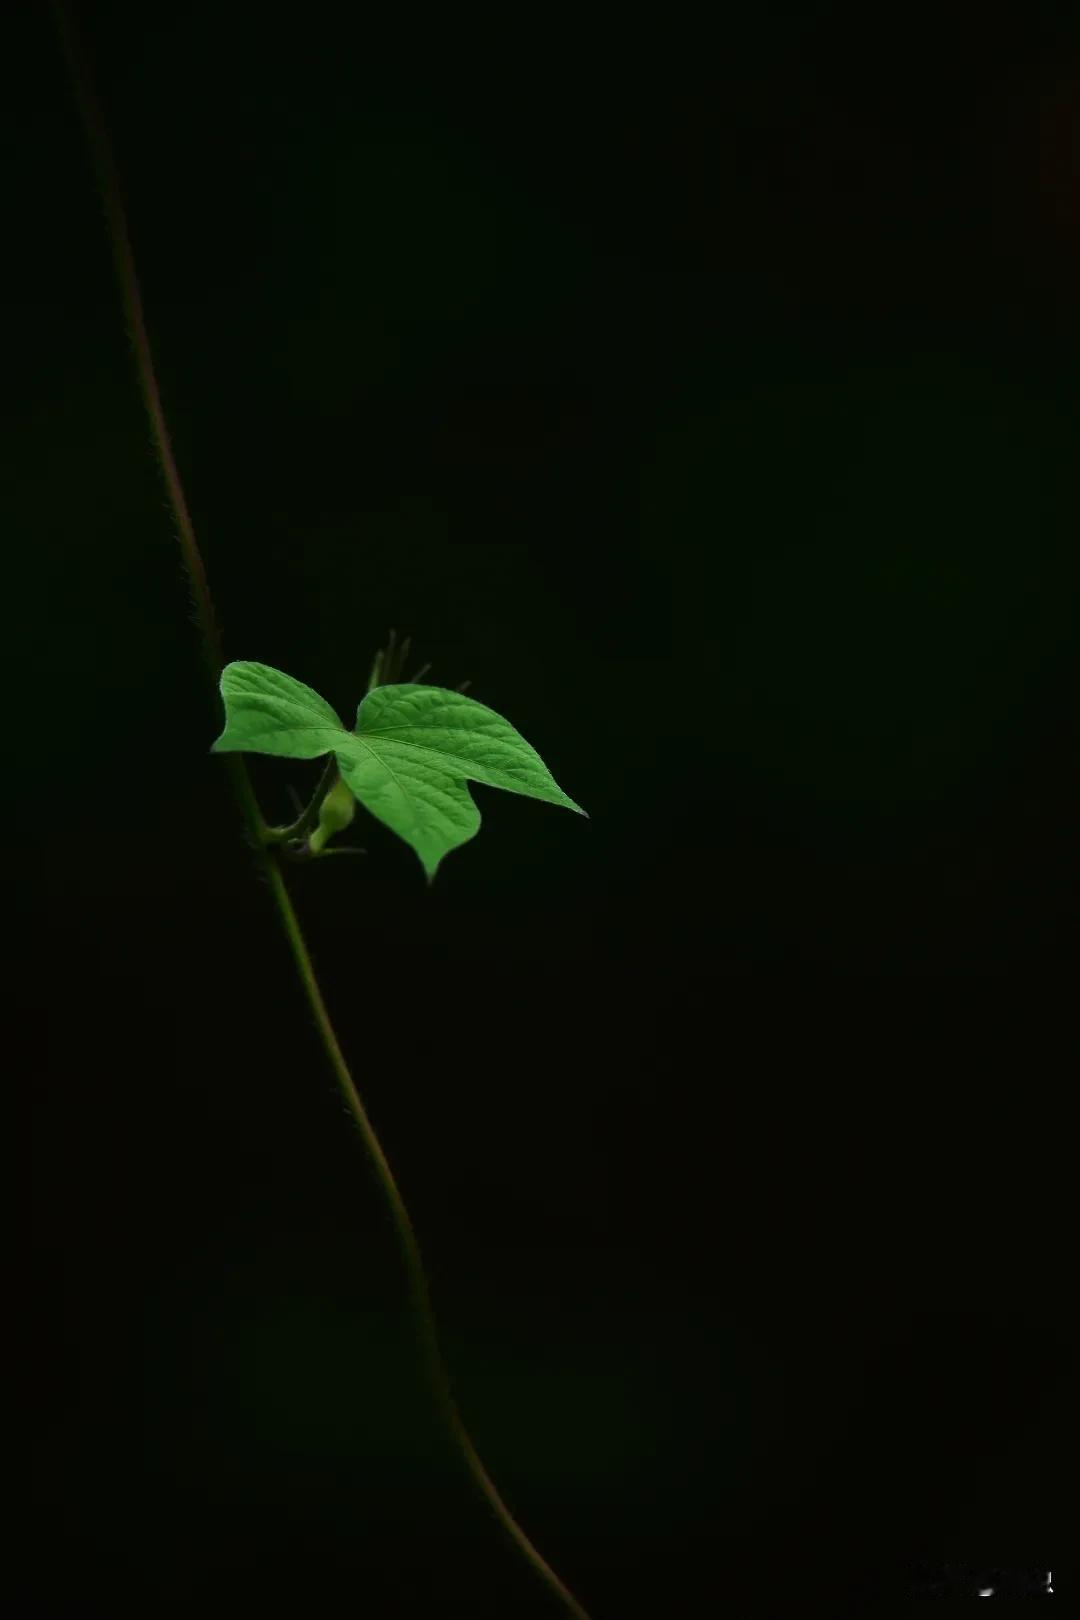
top-left (209, 661), bottom-right (346, 759)
top-left (210, 662), bottom-right (587, 882)
top-left (334, 682), bottom-right (587, 882)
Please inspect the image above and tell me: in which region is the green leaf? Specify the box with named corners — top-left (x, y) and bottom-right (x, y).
top-left (210, 663), bottom-right (587, 882)
top-left (209, 661), bottom-right (346, 759)
top-left (335, 682), bottom-right (587, 883)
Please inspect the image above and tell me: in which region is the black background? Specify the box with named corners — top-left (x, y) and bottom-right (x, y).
top-left (21, 0), bottom-right (1076, 1609)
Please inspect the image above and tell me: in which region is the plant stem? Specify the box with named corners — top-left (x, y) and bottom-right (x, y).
top-left (261, 755), bottom-right (339, 846)
top-left (53, 10), bottom-right (593, 1617)
top-left (265, 858), bottom-right (594, 1618)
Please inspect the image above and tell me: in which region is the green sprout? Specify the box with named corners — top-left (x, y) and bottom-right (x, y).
top-left (54, 8), bottom-right (595, 1615)
top-left (210, 657), bottom-right (587, 884)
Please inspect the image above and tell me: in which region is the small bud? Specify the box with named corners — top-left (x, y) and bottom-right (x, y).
top-left (309, 774), bottom-right (357, 854)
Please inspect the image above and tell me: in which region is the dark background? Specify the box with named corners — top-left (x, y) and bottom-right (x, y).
top-left (20, 0), bottom-right (1076, 1609)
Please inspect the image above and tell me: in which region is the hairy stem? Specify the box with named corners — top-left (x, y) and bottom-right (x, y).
top-left (53, 9), bottom-right (592, 1617)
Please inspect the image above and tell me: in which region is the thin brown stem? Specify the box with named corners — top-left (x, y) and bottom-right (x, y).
top-left (52, 9), bottom-right (593, 1617)
top-left (263, 857), bottom-right (593, 1619)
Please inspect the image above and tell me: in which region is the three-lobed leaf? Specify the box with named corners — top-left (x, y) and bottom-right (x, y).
top-left (210, 661), bottom-right (587, 881)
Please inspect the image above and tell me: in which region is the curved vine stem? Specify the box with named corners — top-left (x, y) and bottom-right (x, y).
top-left (52, 9), bottom-right (593, 1617)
